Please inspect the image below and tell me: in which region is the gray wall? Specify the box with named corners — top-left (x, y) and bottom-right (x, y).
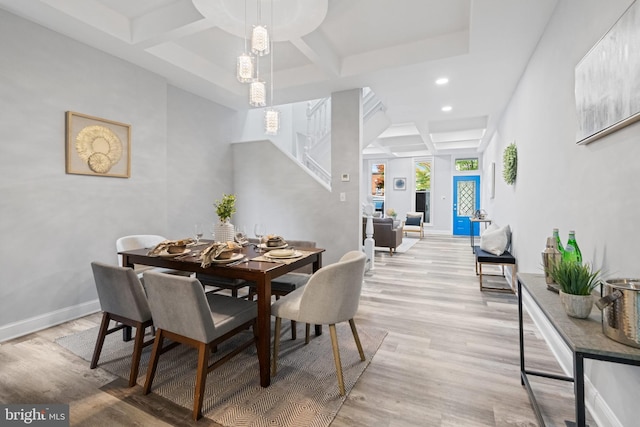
top-left (482, 0), bottom-right (640, 425)
top-left (0, 10), bottom-right (237, 340)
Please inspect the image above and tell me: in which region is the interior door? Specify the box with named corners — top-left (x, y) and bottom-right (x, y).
top-left (452, 175), bottom-right (480, 236)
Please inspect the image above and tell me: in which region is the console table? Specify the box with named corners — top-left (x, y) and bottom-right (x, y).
top-left (517, 273), bottom-right (640, 427)
top-left (469, 217), bottom-right (491, 249)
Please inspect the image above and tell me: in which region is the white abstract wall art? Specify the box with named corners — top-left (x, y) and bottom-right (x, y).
top-left (575, 0), bottom-right (640, 144)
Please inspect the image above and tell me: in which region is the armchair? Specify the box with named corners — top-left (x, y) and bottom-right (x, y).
top-left (402, 212), bottom-right (424, 238)
top-left (362, 217), bottom-right (403, 255)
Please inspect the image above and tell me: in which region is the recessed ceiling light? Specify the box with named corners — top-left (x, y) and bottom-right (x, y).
top-left (435, 77), bottom-right (449, 85)
top-left (441, 105), bottom-right (452, 112)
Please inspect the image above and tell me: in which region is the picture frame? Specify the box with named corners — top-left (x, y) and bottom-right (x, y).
top-left (65, 111), bottom-right (131, 178)
top-left (393, 177), bottom-right (406, 191)
top-left (489, 162), bottom-right (495, 199)
top-left (575, 0), bottom-right (640, 144)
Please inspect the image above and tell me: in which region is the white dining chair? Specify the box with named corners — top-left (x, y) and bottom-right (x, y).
top-left (270, 250), bottom-right (367, 395)
top-left (116, 234), bottom-right (191, 277)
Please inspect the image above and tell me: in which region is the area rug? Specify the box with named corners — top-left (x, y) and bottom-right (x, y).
top-left (375, 237), bottom-right (419, 253)
top-left (56, 321), bottom-right (386, 427)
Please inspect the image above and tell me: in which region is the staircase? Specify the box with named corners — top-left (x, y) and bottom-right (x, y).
top-left (301, 88), bottom-right (388, 185)
top-left (239, 88), bottom-right (388, 187)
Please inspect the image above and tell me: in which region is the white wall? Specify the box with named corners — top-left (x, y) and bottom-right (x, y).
top-left (232, 89), bottom-right (362, 266)
top-left (0, 10), bottom-right (238, 341)
top-left (483, 1), bottom-right (640, 425)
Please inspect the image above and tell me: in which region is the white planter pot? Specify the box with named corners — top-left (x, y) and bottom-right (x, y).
top-left (559, 291), bottom-right (594, 319)
top-left (213, 221), bottom-right (235, 243)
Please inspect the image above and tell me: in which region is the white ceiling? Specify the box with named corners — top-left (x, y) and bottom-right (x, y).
top-left (0, 0), bottom-right (558, 158)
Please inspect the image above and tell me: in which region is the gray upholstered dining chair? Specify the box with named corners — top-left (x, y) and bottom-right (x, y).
top-left (141, 271), bottom-right (257, 421)
top-left (271, 250), bottom-right (367, 396)
top-left (116, 234), bottom-right (192, 277)
top-left (90, 262), bottom-right (154, 387)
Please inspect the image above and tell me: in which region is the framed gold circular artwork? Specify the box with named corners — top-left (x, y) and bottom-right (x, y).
top-left (65, 111), bottom-right (131, 178)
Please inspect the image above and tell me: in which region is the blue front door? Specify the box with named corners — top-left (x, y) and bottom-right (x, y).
top-left (452, 175), bottom-right (480, 236)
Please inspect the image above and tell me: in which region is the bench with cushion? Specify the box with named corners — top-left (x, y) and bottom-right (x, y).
top-left (474, 224), bottom-right (516, 293)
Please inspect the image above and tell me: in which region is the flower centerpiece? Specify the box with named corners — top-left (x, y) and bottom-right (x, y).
top-left (386, 208), bottom-right (397, 219)
top-left (547, 258), bottom-right (602, 318)
top-left (213, 193), bottom-right (236, 242)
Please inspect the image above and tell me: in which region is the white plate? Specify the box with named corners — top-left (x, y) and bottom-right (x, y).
top-left (259, 243), bottom-right (288, 250)
top-left (211, 253), bottom-right (244, 264)
top-left (158, 249), bottom-right (191, 258)
top-left (265, 250), bottom-right (302, 259)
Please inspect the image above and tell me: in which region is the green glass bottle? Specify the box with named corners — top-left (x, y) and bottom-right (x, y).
top-left (562, 230), bottom-right (582, 264)
top-left (553, 228), bottom-right (564, 254)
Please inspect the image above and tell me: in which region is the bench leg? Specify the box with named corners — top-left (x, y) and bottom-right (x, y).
top-left (479, 262), bottom-right (516, 294)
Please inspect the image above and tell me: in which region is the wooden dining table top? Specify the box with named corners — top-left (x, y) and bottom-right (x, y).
top-left (118, 240), bottom-right (325, 388)
top-left (119, 242), bottom-right (322, 279)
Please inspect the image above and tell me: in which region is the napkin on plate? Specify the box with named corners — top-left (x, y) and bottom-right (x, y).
top-left (200, 241), bottom-right (241, 267)
top-left (262, 234), bottom-right (287, 247)
top-left (147, 238), bottom-right (195, 256)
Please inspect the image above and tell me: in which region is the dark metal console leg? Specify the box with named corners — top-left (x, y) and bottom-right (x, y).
top-left (574, 353), bottom-right (586, 427)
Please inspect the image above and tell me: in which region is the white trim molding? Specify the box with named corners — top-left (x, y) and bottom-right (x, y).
top-left (0, 300), bottom-right (100, 343)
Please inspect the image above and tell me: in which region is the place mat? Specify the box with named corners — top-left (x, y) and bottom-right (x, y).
top-left (252, 250), bottom-right (315, 264)
top-left (56, 321), bottom-right (386, 427)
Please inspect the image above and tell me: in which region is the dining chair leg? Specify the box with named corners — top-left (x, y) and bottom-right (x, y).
top-left (90, 312), bottom-right (111, 369)
top-left (143, 329), bottom-right (165, 395)
top-left (291, 320), bottom-right (297, 340)
top-left (305, 323), bottom-right (311, 345)
top-left (329, 324), bottom-right (345, 396)
top-left (348, 319), bottom-right (366, 361)
top-left (128, 321), bottom-right (146, 387)
top-left (193, 342), bottom-right (209, 421)
top-left (272, 317), bottom-right (282, 376)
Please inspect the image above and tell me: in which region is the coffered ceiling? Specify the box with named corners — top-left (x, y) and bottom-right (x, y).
top-left (0, 0), bottom-right (558, 158)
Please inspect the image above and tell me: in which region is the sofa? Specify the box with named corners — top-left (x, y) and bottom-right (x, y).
top-left (362, 217), bottom-right (403, 255)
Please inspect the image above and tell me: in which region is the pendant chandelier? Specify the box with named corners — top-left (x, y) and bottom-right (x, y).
top-left (264, 0), bottom-right (279, 136)
top-left (249, 77), bottom-right (266, 107)
top-left (236, 0), bottom-right (255, 83)
top-left (236, 0), bottom-right (278, 134)
top-left (251, 0), bottom-right (270, 56)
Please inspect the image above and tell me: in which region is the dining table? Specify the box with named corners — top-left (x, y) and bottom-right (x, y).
top-left (118, 240), bottom-right (325, 388)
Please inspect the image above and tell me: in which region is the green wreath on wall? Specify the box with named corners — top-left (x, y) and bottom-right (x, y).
top-left (503, 143), bottom-right (517, 185)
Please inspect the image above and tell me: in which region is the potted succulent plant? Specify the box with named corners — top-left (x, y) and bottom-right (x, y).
top-left (213, 193), bottom-right (236, 242)
top-left (547, 259), bottom-right (602, 318)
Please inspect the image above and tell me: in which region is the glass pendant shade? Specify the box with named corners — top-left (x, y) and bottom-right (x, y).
top-left (249, 80), bottom-right (266, 107)
top-left (251, 25), bottom-right (270, 56)
top-left (264, 108), bottom-right (279, 135)
top-left (236, 53), bottom-right (254, 83)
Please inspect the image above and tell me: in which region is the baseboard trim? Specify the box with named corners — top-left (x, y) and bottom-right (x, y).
top-left (522, 288), bottom-right (622, 427)
top-left (0, 300), bottom-right (100, 343)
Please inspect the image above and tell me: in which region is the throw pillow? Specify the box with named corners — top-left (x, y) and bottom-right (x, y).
top-left (480, 224), bottom-right (510, 255)
top-left (405, 217), bottom-right (421, 226)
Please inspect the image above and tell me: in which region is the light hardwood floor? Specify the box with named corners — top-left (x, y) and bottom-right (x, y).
top-left (0, 235), bottom-right (590, 426)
